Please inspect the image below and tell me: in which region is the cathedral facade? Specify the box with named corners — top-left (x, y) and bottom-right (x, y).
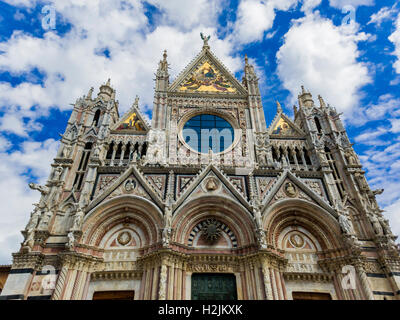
top-left (1, 37), bottom-right (400, 300)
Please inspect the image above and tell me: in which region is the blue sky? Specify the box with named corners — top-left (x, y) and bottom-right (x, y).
top-left (0, 0), bottom-right (399, 264)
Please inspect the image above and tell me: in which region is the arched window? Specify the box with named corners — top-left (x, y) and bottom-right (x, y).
top-left (314, 117), bottom-right (322, 133)
top-left (73, 142), bottom-right (93, 190)
top-left (93, 109), bottom-right (101, 127)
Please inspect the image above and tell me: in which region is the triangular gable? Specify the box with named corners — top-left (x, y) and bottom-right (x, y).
top-left (260, 170), bottom-right (336, 217)
top-left (86, 164), bottom-right (164, 212)
top-left (268, 112), bottom-right (305, 137)
top-left (111, 97), bottom-right (150, 133)
top-left (169, 49), bottom-right (248, 96)
top-left (173, 164), bottom-right (251, 213)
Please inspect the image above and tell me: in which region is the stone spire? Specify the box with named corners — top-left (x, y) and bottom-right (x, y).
top-left (298, 85), bottom-right (314, 108)
top-left (318, 94), bottom-right (327, 109)
top-left (98, 78), bottom-right (114, 101)
top-left (155, 50), bottom-right (169, 92)
top-left (276, 101), bottom-right (283, 113)
top-left (86, 87), bottom-right (94, 100)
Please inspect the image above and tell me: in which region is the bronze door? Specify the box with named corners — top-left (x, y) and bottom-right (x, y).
top-left (191, 273), bottom-right (237, 300)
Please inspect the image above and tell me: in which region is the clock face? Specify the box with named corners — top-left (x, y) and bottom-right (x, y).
top-left (182, 114), bottom-right (234, 153)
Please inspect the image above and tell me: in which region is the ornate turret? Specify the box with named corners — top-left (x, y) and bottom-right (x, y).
top-left (98, 78), bottom-right (114, 101)
top-left (298, 85), bottom-right (314, 108)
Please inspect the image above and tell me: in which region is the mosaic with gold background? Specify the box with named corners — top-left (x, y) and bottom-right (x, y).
top-left (117, 112), bottom-right (145, 131)
top-left (179, 61), bottom-right (237, 93)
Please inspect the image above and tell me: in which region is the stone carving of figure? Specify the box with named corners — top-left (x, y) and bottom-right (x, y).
top-left (345, 149), bottom-right (358, 165)
top-left (26, 206), bottom-right (41, 231)
top-left (23, 228), bottom-right (35, 249)
top-left (93, 144), bottom-right (101, 158)
top-left (72, 207), bottom-right (85, 231)
top-left (66, 231), bottom-right (75, 249)
top-left (205, 178), bottom-right (218, 191)
top-left (284, 182), bottom-right (296, 197)
top-left (53, 166), bottom-right (63, 181)
top-left (38, 210), bottom-right (52, 231)
top-left (125, 179), bottom-right (136, 192)
top-left (254, 209), bottom-right (263, 230)
top-left (369, 213), bottom-right (383, 236)
top-left (162, 227), bottom-right (172, 247)
top-left (29, 183), bottom-right (50, 209)
top-left (62, 144), bottom-right (72, 158)
top-left (378, 216), bottom-right (393, 236)
top-left (338, 213), bottom-right (354, 235)
top-left (258, 150), bottom-right (267, 166)
top-left (256, 229), bottom-right (267, 248)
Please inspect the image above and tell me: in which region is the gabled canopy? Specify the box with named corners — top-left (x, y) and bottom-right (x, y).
top-left (111, 97), bottom-right (150, 133)
top-left (169, 46), bottom-right (248, 96)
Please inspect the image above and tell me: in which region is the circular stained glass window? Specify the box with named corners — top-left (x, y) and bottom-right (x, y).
top-left (182, 114), bottom-right (234, 153)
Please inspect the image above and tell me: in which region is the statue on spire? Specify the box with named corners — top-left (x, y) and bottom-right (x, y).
top-left (200, 32), bottom-right (211, 49)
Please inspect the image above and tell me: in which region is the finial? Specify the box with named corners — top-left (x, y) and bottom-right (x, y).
top-left (276, 101), bottom-right (282, 112)
top-left (134, 95), bottom-right (139, 106)
top-left (301, 85), bottom-right (306, 94)
top-left (200, 32), bottom-right (211, 49)
top-left (245, 54), bottom-right (249, 65)
top-left (163, 50), bottom-right (167, 61)
top-left (106, 78), bottom-right (111, 86)
top-left (318, 95), bottom-right (326, 108)
top-left (86, 87), bottom-right (94, 100)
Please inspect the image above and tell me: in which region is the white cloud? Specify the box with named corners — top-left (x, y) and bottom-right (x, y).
top-left (328, 0), bottom-right (374, 9)
top-left (390, 118), bottom-right (400, 133)
top-left (0, 0), bottom-right (241, 136)
top-left (276, 12), bottom-right (371, 116)
top-left (383, 198), bottom-right (400, 238)
top-left (389, 12), bottom-right (400, 74)
top-left (301, 0), bottom-right (322, 13)
top-left (0, 138), bottom-right (58, 264)
top-left (351, 94), bottom-right (400, 126)
top-left (368, 6), bottom-right (398, 26)
top-left (230, 0), bottom-right (299, 45)
top-left (354, 126), bottom-right (390, 146)
top-left (146, 0), bottom-right (224, 30)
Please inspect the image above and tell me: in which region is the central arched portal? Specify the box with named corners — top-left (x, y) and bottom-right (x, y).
top-left (191, 273), bottom-right (237, 300)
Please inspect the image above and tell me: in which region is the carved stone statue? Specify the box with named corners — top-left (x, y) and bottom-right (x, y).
top-left (66, 231), bottom-right (75, 249)
top-left (29, 183), bottom-right (49, 196)
top-left (53, 166), bottom-right (63, 181)
top-left (62, 144), bottom-right (72, 158)
top-left (256, 229), bottom-right (267, 249)
top-left (72, 207), bottom-right (85, 231)
top-left (345, 149), bottom-right (358, 165)
top-left (23, 228), bottom-right (35, 249)
top-left (26, 206), bottom-right (40, 231)
top-left (38, 211), bottom-right (52, 231)
top-left (254, 209), bottom-right (263, 230)
top-left (338, 213), bottom-right (354, 235)
top-left (162, 227), bottom-right (172, 247)
top-left (369, 213), bottom-right (383, 236)
top-left (284, 182), bottom-right (296, 197)
top-left (378, 216), bottom-right (393, 236)
top-left (93, 144), bottom-right (101, 158)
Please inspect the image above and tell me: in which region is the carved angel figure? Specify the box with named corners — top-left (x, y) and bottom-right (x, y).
top-left (66, 231), bottom-right (75, 249)
top-left (338, 213), bottom-right (354, 235)
top-left (72, 207), bottom-right (85, 231)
